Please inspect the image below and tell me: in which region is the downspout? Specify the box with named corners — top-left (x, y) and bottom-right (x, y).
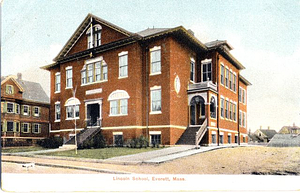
top-left (216, 52), bottom-right (220, 146)
top-left (145, 44), bottom-right (149, 140)
top-left (238, 74), bottom-right (240, 145)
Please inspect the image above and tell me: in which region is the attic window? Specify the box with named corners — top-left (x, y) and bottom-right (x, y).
top-left (87, 24), bottom-right (102, 49)
top-left (6, 85), bottom-right (14, 95)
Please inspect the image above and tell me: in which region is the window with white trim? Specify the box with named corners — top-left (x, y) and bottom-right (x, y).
top-left (81, 58), bottom-right (107, 85)
top-left (16, 104), bottom-right (20, 114)
top-left (229, 71), bottom-right (233, 90)
top-left (233, 74), bottom-right (237, 92)
top-left (108, 90), bottom-right (130, 116)
top-left (55, 102), bottom-right (61, 121)
top-left (225, 100), bottom-right (229, 119)
top-left (150, 87), bottom-right (161, 113)
top-left (220, 64), bottom-right (225, 85)
top-left (228, 134), bottom-right (231, 144)
top-left (119, 51), bottom-right (128, 78)
top-left (33, 107), bottom-right (40, 117)
top-left (7, 121), bottom-right (14, 132)
top-left (66, 67), bottom-right (73, 88)
top-left (150, 46), bottom-right (161, 74)
top-left (6, 85), bottom-right (14, 95)
top-left (220, 134), bottom-right (224, 144)
top-left (210, 96), bottom-right (216, 119)
top-left (65, 97), bottom-right (80, 120)
top-left (87, 24), bottom-right (102, 49)
top-left (239, 111), bottom-right (242, 126)
top-left (22, 105), bottom-right (30, 116)
top-left (22, 123), bottom-right (30, 133)
top-left (243, 112), bottom-right (246, 127)
top-left (242, 89), bottom-right (246, 103)
top-left (220, 98), bottom-right (224, 118)
top-left (202, 60), bottom-right (212, 81)
top-left (7, 102), bottom-right (14, 113)
top-left (55, 73), bottom-right (61, 92)
top-left (33, 123), bottom-right (41, 134)
top-left (150, 131), bottom-right (161, 145)
top-left (190, 59), bottom-right (195, 82)
top-left (225, 68), bottom-right (229, 87)
top-left (233, 103), bottom-right (237, 121)
top-left (229, 102), bottom-right (233, 120)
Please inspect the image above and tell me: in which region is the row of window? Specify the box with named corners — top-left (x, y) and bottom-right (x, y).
top-left (220, 98), bottom-right (237, 121)
top-left (239, 87), bottom-right (246, 104)
top-left (1, 121), bottom-right (41, 134)
top-left (1, 102), bottom-right (41, 117)
top-left (211, 133), bottom-right (246, 144)
top-left (54, 87), bottom-right (162, 121)
top-left (220, 64), bottom-right (237, 92)
top-left (55, 46), bottom-right (162, 93)
top-left (239, 111), bottom-right (247, 128)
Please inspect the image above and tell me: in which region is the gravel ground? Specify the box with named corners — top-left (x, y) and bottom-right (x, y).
top-left (2, 146), bottom-right (300, 175)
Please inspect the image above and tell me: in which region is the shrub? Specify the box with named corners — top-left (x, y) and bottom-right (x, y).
top-left (37, 137), bottom-right (63, 148)
top-left (78, 132), bottom-right (106, 149)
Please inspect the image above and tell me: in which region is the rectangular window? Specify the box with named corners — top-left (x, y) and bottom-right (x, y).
top-left (233, 104), bottom-right (237, 121)
top-left (243, 136), bottom-right (246, 143)
top-left (151, 88), bottom-right (161, 113)
top-left (242, 89), bottom-right (246, 103)
top-left (228, 135), bottom-right (231, 144)
top-left (114, 134), bottom-right (123, 147)
top-left (239, 111), bottom-right (242, 126)
top-left (16, 104), bottom-right (20, 114)
top-left (151, 134), bottom-right (161, 145)
top-left (212, 134), bottom-right (216, 144)
top-left (220, 64), bottom-right (224, 85)
top-left (22, 123), bottom-right (30, 133)
top-left (87, 64), bottom-right (94, 83)
top-left (150, 46), bottom-right (161, 74)
top-left (235, 135), bottom-right (238, 143)
top-left (202, 62), bottom-right (212, 81)
top-left (55, 103), bottom-right (61, 121)
top-left (7, 103), bottom-right (14, 113)
top-left (239, 87), bottom-right (242, 102)
top-left (243, 112), bottom-right (246, 127)
top-left (23, 105), bottom-right (29, 116)
top-left (33, 124), bottom-right (41, 133)
top-left (220, 135), bottom-right (224, 144)
top-left (7, 121), bottom-right (14, 132)
top-left (220, 98), bottom-right (224, 118)
top-left (110, 99), bottom-right (128, 116)
top-left (225, 68), bottom-right (229, 87)
top-left (119, 52), bottom-right (128, 78)
top-left (55, 73), bottom-right (61, 92)
top-left (66, 67), bottom-right (73, 88)
top-left (225, 100), bottom-right (229, 119)
top-left (66, 105), bottom-right (79, 119)
top-left (33, 107), bottom-right (40, 117)
top-left (95, 62), bottom-right (101, 81)
top-left (16, 122), bottom-right (20, 132)
top-left (6, 85), bottom-right (14, 95)
top-left (190, 59), bottom-right (195, 82)
top-left (81, 70), bottom-right (86, 85)
top-left (233, 74), bottom-right (236, 92)
top-left (229, 71), bottom-right (233, 90)
top-left (229, 103), bottom-right (232, 120)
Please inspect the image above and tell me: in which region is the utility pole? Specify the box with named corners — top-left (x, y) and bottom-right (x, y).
top-left (72, 86), bottom-right (78, 154)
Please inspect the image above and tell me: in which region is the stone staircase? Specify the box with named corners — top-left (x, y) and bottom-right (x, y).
top-left (176, 126), bottom-right (201, 145)
top-left (62, 127), bottom-right (100, 148)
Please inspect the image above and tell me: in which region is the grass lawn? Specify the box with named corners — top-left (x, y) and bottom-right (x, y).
top-left (2, 146), bottom-right (47, 153)
top-left (40, 147), bottom-right (162, 159)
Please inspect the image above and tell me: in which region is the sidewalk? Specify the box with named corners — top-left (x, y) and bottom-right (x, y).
top-left (2, 145), bottom-right (233, 174)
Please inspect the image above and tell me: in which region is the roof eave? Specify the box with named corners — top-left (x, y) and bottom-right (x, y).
top-left (239, 75), bottom-right (252, 86)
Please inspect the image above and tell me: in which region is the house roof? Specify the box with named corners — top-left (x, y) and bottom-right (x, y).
top-left (54, 13), bottom-right (134, 62)
top-left (267, 134), bottom-right (300, 147)
top-left (1, 75), bottom-right (49, 104)
top-left (259, 129), bottom-right (277, 139)
top-left (137, 28), bottom-right (171, 37)
top-left (239, 75), bottom-right (252, 86)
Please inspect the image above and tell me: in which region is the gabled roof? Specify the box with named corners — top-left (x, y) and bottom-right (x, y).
top-left (279, 125), bottom-right (300, 134)
top-left (259, 129), bottom-right (277, 139)
top-left (54, 13), bottom-right (134, 62)
top-left (137, 28), bottom-right (171, 37)
top-left (1, 75), bottom-right (49, 104)
top-left (1, 75), bottom-right (24, 92)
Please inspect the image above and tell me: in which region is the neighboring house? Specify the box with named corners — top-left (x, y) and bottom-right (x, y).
top-left (41, 14), bottom-right (250, 146)
top-left (252, 128), bottom-right (277, 143)
top-left (279, 124), bottom-right (300, 134)
top-left (268, 134), bottom-right (300, 147)
top-left (1, 73), bottom-right (50, 146)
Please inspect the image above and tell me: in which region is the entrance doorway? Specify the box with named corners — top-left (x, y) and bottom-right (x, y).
top-left (190, 96), bottom-right (205, 126)
top-left (87, 103), bottom-right (100, 126)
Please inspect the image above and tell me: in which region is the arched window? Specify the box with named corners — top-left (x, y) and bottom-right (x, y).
top-left (65, 97), bottom-right (81, 119)
top-left (210, 96), bottom-right (216, 118)
top-left (86, 24), bottom-right (102, 49)
top-left (108, 90), bottom-right (130, 116)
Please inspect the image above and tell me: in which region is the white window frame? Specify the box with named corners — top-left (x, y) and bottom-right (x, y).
top-left (32, 123), bottom-right (41, 134)
top-left (55, 102), bottom-right (61, 122)
top-left (22, 123), bottom-right (30, 133)
top-left (55, 72), bottom-right (61, 93)
top-left (16, 104), bottom-right (20, 114)
top-left (150, 131), bottom-right (162, 145)
top-left (65, 97), bottom-right (80, 120)
top-left (108, 90), bottom-right (130, 116)
top-left (233, 73), bottom-right (237, 92)
top-left (190, 58), bottom-right (195, 82)
top-left (66, 66), bottom-right (73, 89)
top-left (220, 64), bottom-right (225, 85)
top-left (119, 51), bottom-right (128, 78)
top-left (81, 57), bottom-right (108, 86)
top-left (7, 102), bottom-right (14, 113)
top-left (33, 106), bottom-right (40, 117)
top-left (87, 24), bottom-right (102, 49)
top-left (150, 86), bottom-right (162, 114)
top-left (150, 46), bottom-right (161, 75)
top-left (225, 67), bottom-right (229, 88)
top-left (6, 121), bottom-right (14, 132)
top-left (220, 97), bottom-right (224, 118)
top-left (23, 105), bottom-right (29, 116)
top-left (201, 59), bottom-right (212, 82)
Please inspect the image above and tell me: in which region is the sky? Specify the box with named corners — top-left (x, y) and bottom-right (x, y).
top-left (1, 0), bottom-right (300, 132)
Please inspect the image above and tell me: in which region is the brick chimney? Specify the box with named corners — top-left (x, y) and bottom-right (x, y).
top-left (17, 73), bottom-right (22, 80)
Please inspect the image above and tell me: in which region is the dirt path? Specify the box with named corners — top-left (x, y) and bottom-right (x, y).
top-left (2, 146), bottom-right (300, 175)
